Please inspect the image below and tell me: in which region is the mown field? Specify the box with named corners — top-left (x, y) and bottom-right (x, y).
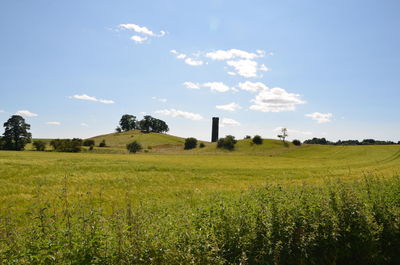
top-left (0, 141), bottom-right (399, 264)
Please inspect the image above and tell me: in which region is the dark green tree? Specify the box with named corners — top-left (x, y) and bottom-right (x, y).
top-left (127, 141), bottom-right (142, 153)
top-left (119, 114), bottom-right (137, 131)
top-left (139, 115), bottom-right (153, 133)
top-left (252, 135), bottom-right (263, 145)
top-left (184, 137), bottom-right (197, 150)
top-left (33, 140), bottom-right (46, 151)
top-left (217, 135), bottom-right (237, 150)
top-left (2, 115), bottom-right (32, 150)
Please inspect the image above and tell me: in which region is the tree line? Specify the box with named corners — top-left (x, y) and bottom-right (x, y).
top-left (116, 114), bottom-right (169, 133)
top-left (303, 137), bottom-right (399, 145)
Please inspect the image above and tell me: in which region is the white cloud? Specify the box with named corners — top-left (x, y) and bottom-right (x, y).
top-left (0, 110), bottom-right (4, 113)
top-left (130, 35), bottom-right (148, 43)
top-left (202, 82), bottom-right (232, 93)
top-left (250, 87), bottom-right (305, 112)
top-left (226, 59), bottom-right (258, 78)
top-left (46, 121), bottom-right (61, 125)
top-left (274, 127), bottom-right (312, 136)
top-left (119, 23), bottom-right (165, 37)
top-left (71, 94), bottom-right (115, 104)
top-left (16, 110), bottom-right (38, 117)
top-left (184, 58), bottom-right (204, 66)
top-left (238, 81), bottom-right (268, 93)
top-left (206, 49), bottom-right (264, 60)
top-left (227, 71), bottom-right (236, 76)
top-left (155, 109), bottom-right (203, 121)
top-left (305, 112), bottom-right (333, 123)
top-left (259, 64), bottom-right (269, 71)
top-left (81, 123), bottom-right (89, 127)
top-left (221, 118), bottom-right (240, 126)
top-left (183, 82), bottom-right (200, 89)
top-left (152, 96), bottom-right (167, 103)
top-left (170, 50), bottom-right (187, 59)
top-left (216, 102), bottom-right (242, 112)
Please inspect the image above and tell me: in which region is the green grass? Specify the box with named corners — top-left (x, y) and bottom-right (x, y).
top-left (0, 143), bottom-right (399, 264)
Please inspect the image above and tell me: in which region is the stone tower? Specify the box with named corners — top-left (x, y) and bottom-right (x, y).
top-left (211, 117), bottom-right (219, 142)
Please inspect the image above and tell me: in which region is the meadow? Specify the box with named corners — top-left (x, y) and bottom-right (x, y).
top-left (0, 139), bottom-right (399, 264)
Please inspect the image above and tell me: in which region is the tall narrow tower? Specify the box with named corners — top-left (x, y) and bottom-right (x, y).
top-left (211, 117), bottom-right (219, 142)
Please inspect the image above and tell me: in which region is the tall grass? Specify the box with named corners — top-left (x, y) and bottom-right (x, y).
top-left (1, 176), bottom-right (399, 264)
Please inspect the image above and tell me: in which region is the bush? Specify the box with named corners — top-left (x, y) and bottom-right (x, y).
top-left (199, 142), bottom-right (205, 148)
top-left (50, 138), bottom-right (82, 152)
top-left (83, 139), bottom-right (95, 146)
top-left (217, 135), bottom-right (237, 150)
top-left (127, 141), bottom-right (142, 153)
top-left (184, 137), bottom-right (197, 150)
top-left (244, 135), bottom-right (251, 139)
top-left (252, 135), bottom-right (263, 145)
top-left (292, 139), bottom-right (302, 146)
top-left (99, 140), bottom-right (106, 147)
top-left (32, 140), bottom-right (46, 151)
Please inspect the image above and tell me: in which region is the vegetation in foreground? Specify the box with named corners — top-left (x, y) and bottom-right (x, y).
top-left (0, 146), bottom-right (399, 264)
top-left (0, 175), bottom-right (398, 265)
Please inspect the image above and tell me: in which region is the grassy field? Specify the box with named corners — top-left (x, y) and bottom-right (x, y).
top-left (0, 140), bottom-right (399, 264)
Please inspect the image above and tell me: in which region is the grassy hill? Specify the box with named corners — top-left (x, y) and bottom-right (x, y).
top-left (86, 129), bottom-right (302, 155)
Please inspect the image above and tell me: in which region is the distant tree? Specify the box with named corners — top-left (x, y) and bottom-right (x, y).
top-left (244, 135), bottom-right (251, 139)
top-left (2, 115), bottom-right (32, 150)
top-left (138, 115), bottom-right (169, 133)
top-left (252, 135), bottom-right (263, 145)
top-left (184, 137), bottom-right (197, 150)
top-left (292, 139), bottom-right (302, 146)
top-left (199, 142), bottom-right (205, 148)
top-left (33, 140), bottom-right (46, 151)
top-left (217, 135), bottom-right (237, 151)
top-left (50, 138), bottom-right (82, 152)
top-left (277, 128), bottom-right (288, 143)
top-left (115, 127), bottom-right (122, 133)
top-left (119, 114), bottom-right (137, 132)
top-left (139, 115), bottom-right (152, 133)
top-left (127, 141), bottom-right (142, 153)
top-left (304, 138), bottom-right (328, 145)
top-left (99, 140), bottom-right (106, 147)
top-left (83, 139), bottom-right (95, 146)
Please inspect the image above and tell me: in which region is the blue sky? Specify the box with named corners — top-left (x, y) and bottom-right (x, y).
top-left (1, 0), bottom-right (399, 141)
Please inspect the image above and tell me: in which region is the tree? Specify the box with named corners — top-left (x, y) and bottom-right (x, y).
top-left (139, 115), bottom-right (152, 133)
top-left (277, 128), bottom-right (288, 143)
top-left (99, 140), bottom-right (106, 147)
top-left (83, 139), bottom-right (95, 146)
top-left (2, 115), bottom-right (32, 150)
top-left (33, 140), bottom-right (46, 151)
top-left (184, 137), bottom-right (197, 150)
top-left (199, 142), bottom-right (205, 148)
top-left (292, 139), bottom-right (302, 146)
top-left (252, 135), bottom-right (263, 145)
top-left (119, 114), bottom-right (137, 132)
top-left (50, 138), bottom-right (82, 152)
top-left (127, 141), bottom-right (142, 153)
top-left (217, 135), bottom-right (237, 150)
top-left (115, 127), bottom-right (122, 133)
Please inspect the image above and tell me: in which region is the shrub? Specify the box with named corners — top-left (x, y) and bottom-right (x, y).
top-left (127, 141), bottom-right (142, 153)
top-left (99, 140), bottom-right (106, 147)
top-left (32, 140), bottom-right (46, 151)
top-left (184, 137), bottom-right (198, 150)
top-left (199, 142), bottom-right (205, 148)
top-left (252, 135), bottom-right (263, 145)
top-left (89, 145), bottom-right (94, 151)
top-left (217, 135), bottom-right (237, 150)
top-left (50, 138), bottom-right (82, 152)
top-left (244, 135), bottom-right (251, 139)
top-left (292, 139), bottom-right (302, 146)
top-left (83, 139), bottom-right (95, 146)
